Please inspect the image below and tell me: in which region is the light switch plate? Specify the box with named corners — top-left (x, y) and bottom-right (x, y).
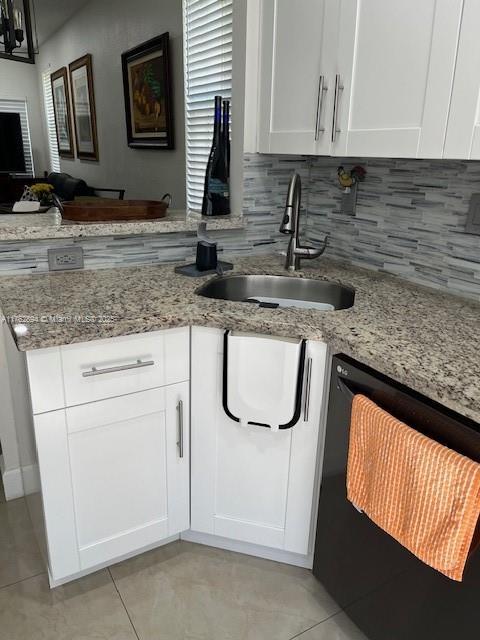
top-left (466, 193), bottom-right (480, 235)
top-left (48, 246), bottom-right (84, 271)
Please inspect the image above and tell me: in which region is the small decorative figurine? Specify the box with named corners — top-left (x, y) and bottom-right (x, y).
top-left (337, 165), bottom-right (367, 193)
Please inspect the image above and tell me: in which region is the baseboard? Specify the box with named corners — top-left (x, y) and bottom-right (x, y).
top-left (0, 456), bottom-right (24, 500)
top-left (47, 530), bottom-right (313, 588)
top-left (180, 530), bottom-right (314, 569)
top-left (22, 463), bottom-right (40, 496)
top-left (48, 533), bottom-right (180, 588)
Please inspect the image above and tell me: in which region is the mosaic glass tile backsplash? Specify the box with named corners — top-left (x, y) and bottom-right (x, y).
top-left (0, 153), bottom-right (479, 302)
top-left (243, 153), bottom-right (480, 300)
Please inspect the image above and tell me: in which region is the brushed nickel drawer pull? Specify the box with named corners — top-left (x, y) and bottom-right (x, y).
top-left (315, 75), bottom-right (327, 140)
top-left (177, 399), bottom-right (184, 458)
top-left (303, 357), bottom-right (313, 421)
top-left (331, 74), bottom-right (344, 143)
top-left (82, 359), bottom-right (154, 377)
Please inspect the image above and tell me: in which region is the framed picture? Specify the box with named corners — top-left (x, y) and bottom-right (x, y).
top-left (121, 33), bottom-right (174, 149)
top-left (69, 54), bottom-right (99, 161)
top-left (50, 67), bottom-right (74, 158)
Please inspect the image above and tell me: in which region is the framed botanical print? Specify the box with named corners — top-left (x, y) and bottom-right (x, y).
top-left (50, 67), bottom-right (74, 159)
top-left (121, 33), bottom-right (174, 149)
top-left (69, 54), bottom-right (99, 161)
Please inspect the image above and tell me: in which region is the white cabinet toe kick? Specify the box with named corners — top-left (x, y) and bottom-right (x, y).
top-left (18, 326), bottom-right (329, 586)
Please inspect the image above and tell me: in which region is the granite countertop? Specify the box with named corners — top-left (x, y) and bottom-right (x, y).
top-left (0, 254), bottom-right (478, 424)
top-left (0, 209), bottom-right (244, 241)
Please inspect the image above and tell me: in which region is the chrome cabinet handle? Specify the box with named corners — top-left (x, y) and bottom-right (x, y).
top-left (331, 74), bottom-right (344, 143)
top-left (177, 399), bottom-right (184, 458)
top-left (314, 75), bottom-right (327, 140)
top-left (82, 359), bottom-right (154, 377)
top-left (303, 357), bottom-right (313, 421)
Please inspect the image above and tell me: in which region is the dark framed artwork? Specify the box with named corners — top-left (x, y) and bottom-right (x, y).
top-left (121, 33), bottom-right (174, 149)
top-left (50, 67), bottom-right (74, 159)
top-left (69, 54), bottom-right (99, 161)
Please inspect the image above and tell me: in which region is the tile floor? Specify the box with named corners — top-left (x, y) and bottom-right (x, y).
top-left (0, 482), bottom-right (367, 639)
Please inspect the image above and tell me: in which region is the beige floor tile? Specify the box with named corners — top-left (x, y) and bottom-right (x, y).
top-left (0, 498), bottom-right (44, 588)
top-left (110, 540), bottom-right (341, 640)
top-left (294, 612), bottom-right (368, 639)
top-left (0, 570), bottom-right (138, 640)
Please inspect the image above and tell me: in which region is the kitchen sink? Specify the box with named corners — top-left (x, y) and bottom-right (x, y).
top-left (196, 274), bottom-right (355, 311)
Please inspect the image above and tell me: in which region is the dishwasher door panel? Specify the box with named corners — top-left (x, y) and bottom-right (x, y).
top-left (313, 355), bottom-right (480, 640)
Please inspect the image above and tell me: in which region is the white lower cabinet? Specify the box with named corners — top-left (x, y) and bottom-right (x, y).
top-left (27, 325), bottom-right (328, 585)
top-left (190, 327), bottom-right (328, 556)
top-left (34, 383), bottom-right (189, 584)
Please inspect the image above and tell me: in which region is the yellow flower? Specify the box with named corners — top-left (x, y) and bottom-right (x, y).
top-left (31, 183), bottom-right (54, 195)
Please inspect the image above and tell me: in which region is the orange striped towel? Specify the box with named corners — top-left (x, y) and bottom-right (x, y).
top-left (347, 394), bottom-right (480, 581)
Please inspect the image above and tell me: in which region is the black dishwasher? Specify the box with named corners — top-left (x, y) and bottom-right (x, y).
top-left (313, 354), bottom-right (480, 640)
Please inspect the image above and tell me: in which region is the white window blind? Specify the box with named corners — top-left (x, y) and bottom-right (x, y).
top-left (0, 98), bottom-right (34, 176)
top-left (42, 71), bottom-right (61, 173)
top-left (183, 0), bottom-right (232, 212)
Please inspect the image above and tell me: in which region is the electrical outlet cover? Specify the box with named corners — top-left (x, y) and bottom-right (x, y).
top-left (466, 193), bottom-right (480, 235)
top-left (48, 246), bottom-right (84, 271)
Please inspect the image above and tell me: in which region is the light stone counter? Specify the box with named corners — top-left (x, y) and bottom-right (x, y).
top-left (0, 209), bottom-right (244, 241)
top-left (0, 255), bottom-right (478, 424)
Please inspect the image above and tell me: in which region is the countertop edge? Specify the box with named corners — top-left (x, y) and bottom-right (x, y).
top-left (0, 212), bottom-right (245, 241)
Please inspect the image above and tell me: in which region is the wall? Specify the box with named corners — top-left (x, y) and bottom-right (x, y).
top-left (36, 0), bottom-right (186, 206)
top-left (0, 58), bottom-right (49, 174)
top-left (0, 320), bottom-right (23, 499)
top-left (243, 153), bottom-right (480, 301)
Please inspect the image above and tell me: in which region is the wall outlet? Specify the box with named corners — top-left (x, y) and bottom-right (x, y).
top-left (48, 246), bottom-right (84, 271)
top-left (466, 193), bottom-right (480, 235)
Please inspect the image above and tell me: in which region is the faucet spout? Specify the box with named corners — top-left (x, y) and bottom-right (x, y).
top-left (279, 172), bottom-right (301, 235)
top-left (280, 172), bottom-right (328, 271)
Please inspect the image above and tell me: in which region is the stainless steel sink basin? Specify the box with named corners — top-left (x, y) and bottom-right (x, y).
top-left (196, 274), bottom-right (355, 311)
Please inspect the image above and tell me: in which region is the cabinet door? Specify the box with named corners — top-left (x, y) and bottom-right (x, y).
top-left (258, 0), bottom-right (339, 155)
top-left (444, 0), bottom-right (480, 159)
top-left (333, 0), bottom-right (462, 158)
top-left (35, 385), bottom-right (189, 581)
top-left (190, 327), bottom-right (328, 556)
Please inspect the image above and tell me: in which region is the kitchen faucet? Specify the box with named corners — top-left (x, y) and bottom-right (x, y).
top-left (279, 172), bottom-right (328, 271)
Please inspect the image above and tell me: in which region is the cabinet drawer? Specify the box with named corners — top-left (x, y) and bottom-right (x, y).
top-left (61, 332), bottom-right (166, 407)
top-left (27, 327), bottom-right (190, 413)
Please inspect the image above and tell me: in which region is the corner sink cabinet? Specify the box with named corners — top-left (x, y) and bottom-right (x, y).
top-left (190, 327), bottom-right (327, 556)
top-left (22, 327), bottom-right (329, 586)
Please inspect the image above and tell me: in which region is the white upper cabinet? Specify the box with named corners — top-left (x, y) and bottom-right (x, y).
top-left (256, 0), bottom-right (464, 158)
top-left (258, 0), bottom-right (339, 155)
top-left (335, 0), bottom-right (462, 158)
top-left (444, 0), bottom-right (480, 159)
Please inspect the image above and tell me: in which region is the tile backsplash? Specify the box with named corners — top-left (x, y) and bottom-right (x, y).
top-left (0, 154), bottom-right (479, 303)
top-left (243, 153), bottom-right (480, 300)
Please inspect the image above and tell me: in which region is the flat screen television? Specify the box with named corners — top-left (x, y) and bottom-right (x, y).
top-left (0, 113), bottom-right (26, 174)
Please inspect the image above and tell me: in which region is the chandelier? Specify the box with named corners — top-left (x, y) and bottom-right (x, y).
top-left (0, 0), bottom-right (36, 63)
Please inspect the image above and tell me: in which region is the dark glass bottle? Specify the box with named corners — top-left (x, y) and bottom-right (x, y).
top-left (202, 95), bottom-right (230, 216)
top-left (222, 99), bottom-right (230, 177)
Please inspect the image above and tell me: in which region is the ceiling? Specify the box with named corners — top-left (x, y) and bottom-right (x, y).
top-left (34, 0), bottom-right (90, 45)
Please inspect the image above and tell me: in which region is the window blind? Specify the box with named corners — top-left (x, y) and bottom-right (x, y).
top-left (42, 71), bottom-right (61, 173)
top-left (0, 98), bottom-right (35, 176)
top-left (184, 0), bottom-right (232, 212)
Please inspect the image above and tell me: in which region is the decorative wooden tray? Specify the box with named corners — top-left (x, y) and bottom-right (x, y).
top-left (61, 196), bottom-right (170, 222)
